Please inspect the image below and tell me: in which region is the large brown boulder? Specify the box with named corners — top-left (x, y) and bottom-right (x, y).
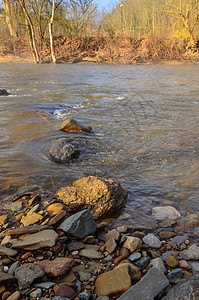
top-left (57, 176), bottom-right (128, 219)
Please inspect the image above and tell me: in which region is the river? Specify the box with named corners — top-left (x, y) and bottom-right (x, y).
top-left (1, 63), bottom-right (199, 225)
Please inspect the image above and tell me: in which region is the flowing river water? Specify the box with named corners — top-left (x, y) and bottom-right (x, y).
top-left (1, 63), bottom-right (199, 226)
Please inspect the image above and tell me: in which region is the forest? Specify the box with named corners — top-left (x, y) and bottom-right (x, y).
top-left (1, 0), bottom-right (199, 63)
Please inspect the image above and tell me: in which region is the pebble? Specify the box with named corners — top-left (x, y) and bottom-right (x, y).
top-left (30, 288), bottom-right (42, 298)
top-left (151, 257), bottom-right (167, 274)
top-left (6, 291), bottom-right (21, 300)
top-left (178, 260), bottom-right (191, 270)
top-left (120, 247), bottom-right (130, 258)
top-left (143, 234), bottom-right (162, 249)
top-left (54, 284), bottom-right (76, 298)
top-left (152, 206), bottom-right (181, 220)
top-left (167, 268), bottom-right (184, 283)
top-left (133, 257), bottom-right (150, 271)
top-left (165, 256), bottom-right (179, 268)
top-left (128, 252), bottom-right (141, 262)
top-left (78, 289), bottom-right (91, 300)
top-left (122, 236), bottom-right (142, 253)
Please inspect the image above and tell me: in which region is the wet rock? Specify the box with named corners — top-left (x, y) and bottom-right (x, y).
top-left (6, 291), bottom-right (21, 300)
top-left (117, 268), bottom-right (169, 300)
top-left (79, 245), bottom-right (104, 259)
top-left (95, 264), bottom-right (132, 297)
top-left (128, 252), bottom-right (141, 262)
top-left (143, 233), bottom-right (161, 248)
top-left (37, 257), bottom-right (74, 277)
top-left (0, 89), bottom-right (9, 96)
top-left (30, 288), bottom-right (42, 298)
top-left (57, 209), bottom-right (97, 239)
top-left (14, 263), bottom-right (44, 289)
top-left (122, 236), bottom-right (142, 253)
top-left (57, 176), bottom-right (127, 219)
top-left (151, 257), bottom-right (167, 273)
top-left (162, 273), bottom-right (199, 299)
top-left (78, 289), bottom-right (91, 300)
top-left (104, 238), bottom-right (117, 254)
top-left (21, 212), bottom-right (43, 226)
top-left (11, 229), bottom-right (58, 250)
top-left (167, 268), bottom-right (184, 283)
top-left (54, 284), bottom-right (76, 298)
top-left (180, 244), bottom-right (199, 260)
top-left (165, 256), bottom-right (179, 268)
top-left (0, 271), bottom-right (14, 285)
top-left (49, 139), bottom-right (80, 164)
top-left (158, 231), bottom-right (176, 240)
top-left (152, 206), bottom-right (181, 220)
top-left (59, 118), bottom-right (92, 133)
top-left (67, 241), bottom-right (85, 251)
top-left (0, 246), bottom-right (18, 257)
top-left (133, 256), bottom-right (150, 271)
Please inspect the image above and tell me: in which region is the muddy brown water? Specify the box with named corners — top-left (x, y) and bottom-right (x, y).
top-left (1, 63), bottom-right (199, 225)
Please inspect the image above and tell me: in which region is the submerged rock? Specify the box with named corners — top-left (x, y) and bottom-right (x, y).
top-left (0, 89), bottom-right (9, 96)
top-left (57, 176), bottom-right (128, 219)
top-left (49, 139), bottom-right (80, 164)
top-left (59, 118), bottom-right (92, 133)
top-left (152, 206), bottom-right (181, 220)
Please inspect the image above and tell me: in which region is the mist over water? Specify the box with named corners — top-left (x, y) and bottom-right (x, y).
top-left (1, 63), bottom-right (199, 224)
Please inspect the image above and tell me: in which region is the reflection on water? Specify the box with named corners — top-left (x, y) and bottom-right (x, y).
top-left (1, 63), bottom-right (199, 223)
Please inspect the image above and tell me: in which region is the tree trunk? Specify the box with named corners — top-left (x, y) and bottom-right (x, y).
top-left (2, 0), bottom-right (16, 37)
top-left (49, 0), bottom-right (56, 63)
top-left (18, 0), bottom-right (40, 63)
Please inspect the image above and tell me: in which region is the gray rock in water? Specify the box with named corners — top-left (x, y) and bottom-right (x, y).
top-left (57, 209), bottom-right (97, 239)
top-left (49, 139), bottom-right (80, 164)
top-left (162, 273), bottom-right (199, 299)
top-left (14, 263), bottom-right (45, 289)
top-left (117, 268), bottom-right (169, 300)
top-left (0, 89), bottom-right (9, 96)
top-left (180, 244), bottom-right (199, 260)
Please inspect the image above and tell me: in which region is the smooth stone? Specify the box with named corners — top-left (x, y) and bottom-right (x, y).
top-left (166, 256), bottom-right (179, 268)
top-left (143, 233), bottom-right (161, 248)
top-left (128, 252), bottom-right (141, 262)
top-left (95, 264), bottom-right (132, 297)
top-left (158, 231), bottom-right (176, 240)
top-left (78, 289), bottom-right (91, 300)
top-left (0, 225), bottom-right (50, 237)
top-left (33, 282), bottom-right (56, 289)
top-left (27, 204), bottom-right (40, 216)
top-left (49, 139), bottom-right (80, 164)
top-left (14, 263), bottom-right (44, 289)
top-left (79, 271), bottom-right (91, 281)
top-left (8, 261), bottom-right (20, 275)
top-left (67, 241), bottom-right (85, 251)
top-left (162, 273), bottom-right (199, 299)
top-left (117, 268), bottom-right (169, 300)
top-left (11, 229), bottom-right (58, 250)
top-left (21, 212), bottom-right (43, 226)
top-left (188, 261), bottom-right (199, 272)
top-left (59, 118), bottom-right (92, 133)
top-left (47, 203), bottom-right (65, 216)
top-left (0, 271), bottom-right (14, 284)
top-left (117, 263), bottom-right (141, 282)
top-left (117, 226), bottom-right (128, 233)
top-left (58, 209), bottom-right (97, 239)
top-left (122, 236), bottom-right (142, 253)
top-left (152, 206), bottom-right (181, 220)
top-left (56, 271), bottom-right (76, 285)
top-left (54, 284), bottom-right (76, 298)
top-left (0, 246), bottom-right (18, 257)
top-left (37, 257), bottom-right (74, 277)
top-left (72, 265), bottom-right (86, 273)
top-left (167, 268), bottom-right (184, 283)
top-left (87, 261), bottom-right (103, 271)
top-left (57, 176), bottom-right (127, 219)
top-left (30, 288), bottom-right (42, 298)
top-left (81, 235), bottom-right (95, 244)
top-left (1, 236), bottom-right (11, 246)
top-left (171, 235), bottom-right (189, 246)
top-left (104, 238), bottom-right (117, 254)
top-left (133, 256), bottom-right (150, 271)
top-left (180, 244), bottom-right (199, 260)
top-left (79, 245), bottom-right (104, 259)
top-left (179, 260), bottom-right (191, 270)
top-left (7, 291), bottom-right (21, 300)
top-left (120, 247), bottom-right (130, 258)
top-left (105, 229), bottom-right (120, 242)
top-left (150, 257), bottom-right (167, 274)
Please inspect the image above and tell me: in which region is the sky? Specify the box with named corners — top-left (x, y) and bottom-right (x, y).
top-left (96, 0), bottom-right (120, 11)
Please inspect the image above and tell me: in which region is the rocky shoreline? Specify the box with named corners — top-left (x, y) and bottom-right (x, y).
top-left (1, 184), bottom-right (199, 300)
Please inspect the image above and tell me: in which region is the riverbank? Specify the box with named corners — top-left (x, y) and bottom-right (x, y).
top-left (0, 36), bottom-right (199, 64)
top-left (1, 184), bottom-right (199, 299)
